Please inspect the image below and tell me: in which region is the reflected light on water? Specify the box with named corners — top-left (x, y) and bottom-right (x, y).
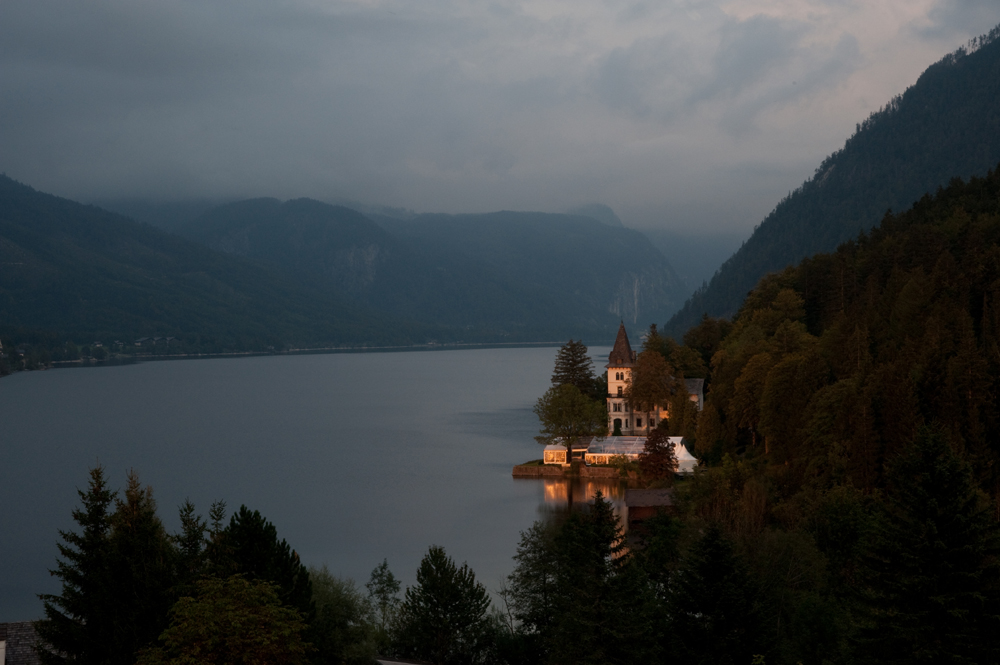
top-left (540, 477), bottom-right (628, 521)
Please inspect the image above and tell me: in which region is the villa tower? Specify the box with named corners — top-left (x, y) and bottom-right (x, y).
top-left (606, 323), bottom-right (704, 436)
top-left (606, 323), bottom-right (640, 435)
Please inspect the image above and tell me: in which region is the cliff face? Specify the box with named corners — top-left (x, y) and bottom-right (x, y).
top-left (608, 269), bottom-right (680, 324)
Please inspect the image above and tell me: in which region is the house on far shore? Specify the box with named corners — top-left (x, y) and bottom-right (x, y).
top-left (606, 323), bottom-right (704, 436)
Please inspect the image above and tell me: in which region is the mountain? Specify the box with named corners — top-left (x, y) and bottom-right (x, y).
top-left (639, 228), bottom-right (746, 296)
top-left (0, 175), bottom-right (411, 350)
top-left (665, 24), bottom-right (1000, 339)
top-left (91, 199), bottom-right (219, 234)
top-left (181, 201), bottom-right (688, 340)
top-left (566, 204), bottom-right (625, 228)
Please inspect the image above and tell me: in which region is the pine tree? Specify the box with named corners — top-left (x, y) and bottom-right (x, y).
top-left (36, 466), bottom-right (117, 665)
top-left (366, 559), bottom-right (401, 654)
top-left (37, 469), bottom-right (178, 665)
top-left (395, 545), bottom-right (492, 665)
top-left (208, 505), bottom-right (315, 623)
top-left (639, 421), bottom-right (677, 481)
top-left (547, 492), bottom-right (657, 665)
top-left (104, 470), bottom-right (179, 664)
top-left (173, 499), bottom-right (207, 590)
top-left (551, 340), bottom-right (595, 394)
top-left (668, 523), bottom-right (770, 665)
top-left (855, 428), bottom-right (1000, 664)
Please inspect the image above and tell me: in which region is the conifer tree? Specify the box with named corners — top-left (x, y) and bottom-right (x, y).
top-left (547, 492), bottom-right (657, 665)
top-left (173, 499), bottom-right (207, 591)
top-left (105, 471), bottom-right (178, 664)
top-left (507, 520), bottom-right (560, 661)
top-left (639, 421), bottom-right (677, 481)
top-left (208, 505), bottom-right (315, 623)
top-left (551, 339), bottom-right (595, 394)
top-left (668, 522), bottom-right (770, 664)
top-left (38, 469), bottom-right (178, 665)
top-left (395, 545), bottom-right (492, 665)
top-left (855, 428), bottom-right (1000, 664)
top-left (37, 466), bottom-right (117, 665)
top-left (366, 559), bottom-right (401, 654)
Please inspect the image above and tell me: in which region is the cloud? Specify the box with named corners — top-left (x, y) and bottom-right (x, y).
top-left (922, 0), bottom-right (1000, 41)
top-left (0, 0), bottom-right (997, 232)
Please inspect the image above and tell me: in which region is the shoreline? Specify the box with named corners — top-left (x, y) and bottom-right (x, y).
top-left (5, 339), bottom-right (579, 376)
top-left (512, 462), bottom-right (637, 480)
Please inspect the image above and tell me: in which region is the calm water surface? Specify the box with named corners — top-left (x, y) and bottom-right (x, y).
top-left (0, 346), bottom-right (617, 621)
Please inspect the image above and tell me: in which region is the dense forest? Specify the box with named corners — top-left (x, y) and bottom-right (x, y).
top-left (666, 23), bottom-right (1000, 339)
top-left (695, 165), bottom-right (1000, 503)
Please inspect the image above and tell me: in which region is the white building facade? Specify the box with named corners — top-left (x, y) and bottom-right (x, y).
top-left (605, 323), bottom-right (704, 436)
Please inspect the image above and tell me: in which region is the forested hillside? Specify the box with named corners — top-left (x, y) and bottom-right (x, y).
top-left (181, 200), bottom-right (687, 340)
top-left (0, 176), bottom-right (413, 353)
top-left (666, 24), bottom-right (1000, 339)
top-left (599, 165), bottom-right (1000, 665)
top-left (695, 165), bottom-right (1000, 500)
top-left (374, 211), bottom-right (686, 330)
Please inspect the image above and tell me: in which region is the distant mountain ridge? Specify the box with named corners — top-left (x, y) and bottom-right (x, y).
top-left (566, 204), bottom-right (625, 228)
top-left (665, 24), bottom-right (1000, 339)
top-left (180, 200), bottom-right (688, 340)
top-left (0, 175), bottom-right (410, 349)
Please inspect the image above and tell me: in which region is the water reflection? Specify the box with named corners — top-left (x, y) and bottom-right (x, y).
top-left (512, 476), bottom-right (630, 525)
top-left (541, 477), bottom-right (626, 506)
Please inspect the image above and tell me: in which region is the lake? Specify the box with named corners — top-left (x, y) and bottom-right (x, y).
top-left (0, 345), bottom-right (618, 621)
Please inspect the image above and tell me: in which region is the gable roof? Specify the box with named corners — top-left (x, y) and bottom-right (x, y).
top-left (607, 323), bottom-right (637, 367)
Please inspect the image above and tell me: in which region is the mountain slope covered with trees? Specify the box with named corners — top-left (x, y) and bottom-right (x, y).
top-left (695, 165), bottom-right (1000, 500)
top-left (0, 175), bottom-right (411, 351)
top-left (666, 24), bottom-right (1000, 338)
top-left (180, 201), bottom-right (687, 340)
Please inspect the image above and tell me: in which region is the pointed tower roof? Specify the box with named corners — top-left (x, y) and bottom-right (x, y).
top-left (607, 323), bottom-right (637, 367)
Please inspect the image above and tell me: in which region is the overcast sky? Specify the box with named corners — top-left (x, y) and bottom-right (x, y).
top-left (1, 0), bottom-right (997, 233)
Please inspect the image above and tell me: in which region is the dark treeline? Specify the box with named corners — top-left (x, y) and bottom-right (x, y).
top-left (666, 23), bottom-right (1000, 339)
